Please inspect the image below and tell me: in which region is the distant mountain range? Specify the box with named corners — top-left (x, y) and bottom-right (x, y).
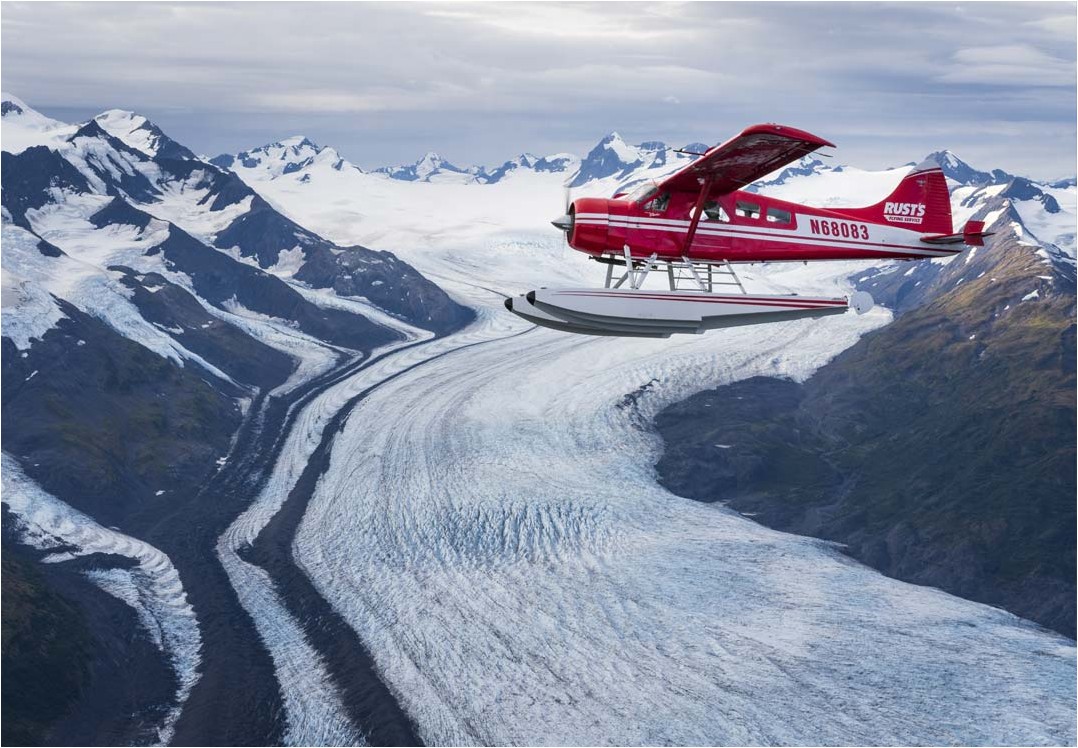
top-left (209, 130), bottom-right (709, 187)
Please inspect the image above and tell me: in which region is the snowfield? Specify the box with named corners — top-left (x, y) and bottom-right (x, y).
top-left (233, 160), bottom-right (1076, 744)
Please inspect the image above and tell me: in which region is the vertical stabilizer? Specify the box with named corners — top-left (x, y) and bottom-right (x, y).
top-left (834, 159), bottom-right (953, 235)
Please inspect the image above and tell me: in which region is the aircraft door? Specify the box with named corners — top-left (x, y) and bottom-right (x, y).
top-left (633, 190), bottom-right (672, 256)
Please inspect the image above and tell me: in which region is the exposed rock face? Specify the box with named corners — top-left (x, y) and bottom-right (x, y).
top-left (2, 304), bottom-right (245, 529)
top-left (212, 195), bottom-right (473, 334)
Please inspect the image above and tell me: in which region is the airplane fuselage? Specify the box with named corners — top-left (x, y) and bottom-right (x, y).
top-left (567, 189), bottom-right (962, 263)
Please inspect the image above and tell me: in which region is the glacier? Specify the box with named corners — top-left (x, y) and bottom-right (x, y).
top-left (287, 275), bottom-right (1074, 745)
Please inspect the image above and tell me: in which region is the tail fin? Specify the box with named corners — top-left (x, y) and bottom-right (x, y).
top-left (834, 159), bottom-right (952, 234)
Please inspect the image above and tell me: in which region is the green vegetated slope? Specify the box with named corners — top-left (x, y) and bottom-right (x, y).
top-left (1, 542), bottom-right (93, 746)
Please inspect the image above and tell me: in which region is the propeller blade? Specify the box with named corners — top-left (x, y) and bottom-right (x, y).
top-left (551, 214), bottom-right (573, 231)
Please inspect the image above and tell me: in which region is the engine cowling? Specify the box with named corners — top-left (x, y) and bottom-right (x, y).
top-left (565, 197), bottom-right (615, 255)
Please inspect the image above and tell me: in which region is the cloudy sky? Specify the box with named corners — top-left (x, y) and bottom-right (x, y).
top-left (3, 2), bottom-right (1075, 179)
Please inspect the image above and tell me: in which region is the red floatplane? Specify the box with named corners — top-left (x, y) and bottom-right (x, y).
top-left (506, 123), bottom-right (989, 337)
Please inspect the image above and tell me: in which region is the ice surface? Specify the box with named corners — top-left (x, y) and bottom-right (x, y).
top-left (2, 453), bottom-right (202, 746)
top-left (290, 273), bottom-right (1074, 745)
top-left (1, 226), bottom-right (68, 348)
top-left (148, 173), bottom-right (254, 240)
top-left (9, 211), bottom-right (241, 384)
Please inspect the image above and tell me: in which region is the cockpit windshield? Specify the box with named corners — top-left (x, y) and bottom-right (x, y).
top-left (625, 181), bottom-right (660, 205)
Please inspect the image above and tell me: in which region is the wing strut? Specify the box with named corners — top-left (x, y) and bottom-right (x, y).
top-left (682, 176), bottom-right (715, 255)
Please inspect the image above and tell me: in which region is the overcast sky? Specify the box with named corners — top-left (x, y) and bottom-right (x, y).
top-left (3, 2), bottom-right (1075, 180)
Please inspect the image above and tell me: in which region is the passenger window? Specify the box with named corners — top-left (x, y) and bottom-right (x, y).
top-left (643, 192), bottom-right (670, 212)
top-left (766, 207), bottom-right (792, 224)
top-left (700, 200), bottom-right (729, 222)
top-left (735, 201), bottom-right (761, 219)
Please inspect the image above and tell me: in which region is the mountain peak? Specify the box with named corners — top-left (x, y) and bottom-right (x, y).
top-left (1, 91), bottom-right (29, 117)
top-left (278, 135), bottom-right (318, 149)
top-left (70, 119), bottom-right (110, 141)
top-left (210, 135), bottom-right (362, 178)
top-left (2, 92), bottom-right (63, 128)
top-left (372, 150), bottom-right (473, 182)
top-left (924, 150), bottom-right (1004, 186)
top-left (93, 108), bottom-right (196, 160)
top-left (569, 131), bottom-right (652, 187)
top-left (97, 108), bottom-right (142, 123)
top-left (1, 93), bottom-right (78, 154)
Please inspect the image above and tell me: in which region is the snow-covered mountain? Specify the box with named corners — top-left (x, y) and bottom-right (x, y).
top-left (94, 108), bottom-right (197, 160)
top-left (219, 130), bottom-right (708, 189)
top-left (374, 151), bottom-right (479, 183)
top-left (1, 93), bottom-right (471, 744)
top-left (210, 135), bottom-right (360, 179)
top-left (5, 94), bottom-right (1076, 747)
top-left (482, 151), bottom-right (577, 184)
top-left (1, 92), bottom-right (77, 153)
top-left (567, 132), bottom-right (707, 188)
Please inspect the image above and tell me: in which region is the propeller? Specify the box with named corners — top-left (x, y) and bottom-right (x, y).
top-left (551, 184), bottom-right (574, 235)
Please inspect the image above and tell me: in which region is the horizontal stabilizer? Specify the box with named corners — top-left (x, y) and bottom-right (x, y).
top-left (921, 220), bottom-right (994, 247)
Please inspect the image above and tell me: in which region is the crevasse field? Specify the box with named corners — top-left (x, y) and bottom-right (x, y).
top-left (222, 160), bottom-right (1076, 745)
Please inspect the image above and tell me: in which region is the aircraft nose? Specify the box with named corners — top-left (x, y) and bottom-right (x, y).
top-left (551, 214), bottom-right (572, 231)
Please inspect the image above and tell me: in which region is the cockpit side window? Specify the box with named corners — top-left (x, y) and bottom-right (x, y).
top-left (643, 192), bottom-right (670, 212)
top-left (627, 183), bottom-right (659, 204)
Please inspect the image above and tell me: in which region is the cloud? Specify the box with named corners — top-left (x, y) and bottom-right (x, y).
top-left (0, 1), bottom-right (1073, 179)
top-left (423, 3), bottom-right (696, 42)
top-left (939, 45), bottom-right (1076, 86)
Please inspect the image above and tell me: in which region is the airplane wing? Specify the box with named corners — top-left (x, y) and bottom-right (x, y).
top-left (657, 124), bottom-right (835, 196)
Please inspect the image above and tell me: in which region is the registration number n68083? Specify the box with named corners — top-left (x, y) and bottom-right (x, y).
top-left (808, 219), bottom-right (869, 240)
